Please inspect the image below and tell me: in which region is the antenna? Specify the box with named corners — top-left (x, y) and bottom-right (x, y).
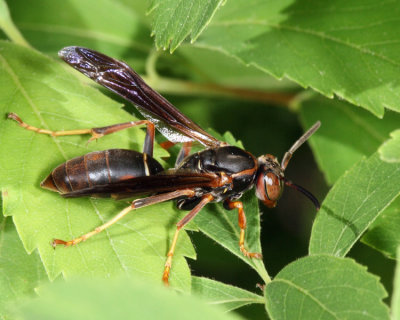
top-left (281, 121), bottom-right (320, 171)
top-left (284, 179), bottom-right (320, 210)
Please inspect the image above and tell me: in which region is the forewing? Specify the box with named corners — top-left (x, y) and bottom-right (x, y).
top-left (61, 172), bottom-right (218, 198)
top-left (59, 46), bottom-right (220, 147)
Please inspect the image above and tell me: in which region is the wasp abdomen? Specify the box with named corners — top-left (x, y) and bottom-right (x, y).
top-left (41, 149), bottom-right (163, 195)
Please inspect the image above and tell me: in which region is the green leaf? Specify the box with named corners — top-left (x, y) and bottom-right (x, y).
top-left (379, 129), bottom-right (400, 163)
top-left (178, 45), bottom-right (298, 91)
top-left (0, 198), bottom-right (48, 319)
top-left (0, 41), bottom-right (194, 291)
top-left (191, 276), bottom-right (264, 312)
top-left (265, 255), bottom-right (389, 320)
top-left (309, 152), bottom-right (400, 257)
top-left (149, 0), bottom-right (225, 52)
top-left (300, 95), bottom-right (400, 259)
top-left (6, 0), bottom-right (152, 58)
top-left (391, 247), bottom-right (400, 320)
top-left (299, 94), bottom-right (400, 185)
top-left (361, 197), bottom-right (400, 259)
top-left (195, 0), bottom-right (400, 116)
top-left (16, 277), bottom-right (243, 320)
top-left (193, 131), bottom-right (269, 284)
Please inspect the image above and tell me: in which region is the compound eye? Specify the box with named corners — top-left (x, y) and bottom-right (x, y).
top-left (255, 172), bottom-right (282, 208)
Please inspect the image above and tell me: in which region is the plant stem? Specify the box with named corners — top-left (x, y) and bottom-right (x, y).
top-left (142, 46), bottom-right (294, 106)
top-left (253, 259), bottom-right (271, 285)
top-left (0, 0), bottom-right (31, 48)
top-left (142, 75), bottom-right (295, 106)
top-left (289, 89), bottom-right (317, 112)
top-left (145, 49), bottom-right (160, 81)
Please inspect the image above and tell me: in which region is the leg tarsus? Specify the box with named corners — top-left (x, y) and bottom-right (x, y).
top-left (240, 243), bottom-right (263, 259)
top-left (225, 199), bottom-right (263, 260)
top-left (8, 112), bottom-right (93, 137)
top-left (162, 253), bottom-right (174, 286)
top-left (7, 112), bottom-right (22, 123)
top-left (52, 237), bottom-right (83, 248)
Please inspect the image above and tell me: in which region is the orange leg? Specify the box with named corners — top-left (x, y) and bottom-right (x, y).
top-left (159, 141), bottom-right (176, 150)
top-left (158, 141), bottom-right (193, 167)
top-left (175, 142), bottom-right (192, 167)
top-left (162, 194), bottom-right (214, 286)
top-left (225, 200), bottom-right (262, 259)
top-left (52, 189), bottom-right (195, 247)
top-left (7, 112), bottom-right (155, 156)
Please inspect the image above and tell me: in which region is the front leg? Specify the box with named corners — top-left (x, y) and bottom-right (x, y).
top-left (224, 199), bottom-right (262, 259)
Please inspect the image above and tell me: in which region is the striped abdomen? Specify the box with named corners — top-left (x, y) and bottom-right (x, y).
top-left (41, 149), bottom-right (163, 196)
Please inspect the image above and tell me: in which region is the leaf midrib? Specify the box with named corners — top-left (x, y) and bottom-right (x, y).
top-left (205, 20), bottom-right (400, 69)
top-left (271, 278), bottom-right (340, 320)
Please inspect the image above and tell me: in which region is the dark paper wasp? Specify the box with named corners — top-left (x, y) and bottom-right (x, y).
top-left (8, 47), bottom-right (320, 286)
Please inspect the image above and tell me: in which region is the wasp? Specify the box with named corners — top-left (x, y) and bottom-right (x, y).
top-left (8, 47), bottom-right (320, 285)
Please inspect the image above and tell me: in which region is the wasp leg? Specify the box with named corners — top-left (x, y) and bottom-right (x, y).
top-left (52, 189), bottom-right (195, 247)
top-left (159, 140), bottom-right (176, 150)
top-left (175, 142), bottom-right (192, 167)
top-left (7, 112), bottom-right (155, 156)
top-left (162, 194), bottom-right (214, 286)
top-left (158, 141), bottom-right (192, 165)
top-left (224, 199), bottom-right (262, 259)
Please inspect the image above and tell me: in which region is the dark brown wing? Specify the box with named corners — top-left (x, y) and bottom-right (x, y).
top-left (61, 172), bottom-right (219, 198)
top-left (59, 46), bottom-right (221, 148)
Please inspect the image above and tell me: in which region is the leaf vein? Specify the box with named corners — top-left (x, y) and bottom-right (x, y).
top-left (273, 278), bottom-right (340, 319)
top-left (208, 21), bottom-right (400, 68)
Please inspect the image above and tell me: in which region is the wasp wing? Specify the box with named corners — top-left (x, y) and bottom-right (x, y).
top-left (59, 46), bottom-right (221, 148)
top-left (61, 172), bottom-right (219, 198)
